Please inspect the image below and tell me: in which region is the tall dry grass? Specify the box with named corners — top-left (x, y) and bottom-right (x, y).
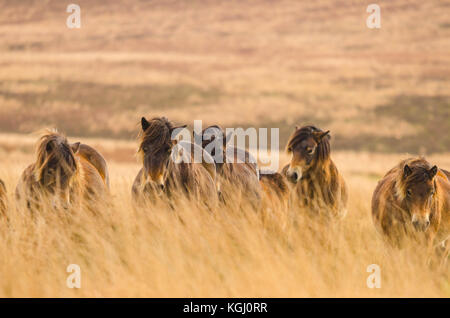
top-left (0, 136), bottom-right (449, 297)
top-left (0, 0), bottom-right (449, 297)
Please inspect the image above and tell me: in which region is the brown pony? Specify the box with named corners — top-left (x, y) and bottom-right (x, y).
top-left (196, 125), bottom-right (262, 210)
top-left (16, 130), bottom-right (109, 211)
top-left (371, 158), bottom-right (450, 258)
top-left (0, 179), bottom-right (6, 216)
top-left (132, 117), bottom-right (218, 209)
top-left (284, 125), bottom-right (348, 219)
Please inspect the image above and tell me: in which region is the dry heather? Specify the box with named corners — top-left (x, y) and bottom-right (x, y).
top-left (0, 134), bottom-right (449, 297)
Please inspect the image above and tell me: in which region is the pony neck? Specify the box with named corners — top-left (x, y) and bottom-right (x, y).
top-left (303, 157), bottom-right (332, 180)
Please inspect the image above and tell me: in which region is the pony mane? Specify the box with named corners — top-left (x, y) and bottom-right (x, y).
top-left (138, 117), bottom-right (174, 155)
top-left (394, 157), bottom-right (434, 201)
top-left (286, 125), bottom-right (331, 162)
top-left (34, 129), bottom-right (77, 182)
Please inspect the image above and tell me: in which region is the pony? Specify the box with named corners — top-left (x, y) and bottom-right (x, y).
top-left (195, 125), bottom-right (262, 210)
top-left (132, 117), bottom-right (218, 210)
top-left (15, 130), bottom-right (109, 212)
top-left (0, 179), bottom-right (6, 216)
top-left (284, 125), bottom-right (348, 219)
top-left (371, 158), bottom-right (450, 261)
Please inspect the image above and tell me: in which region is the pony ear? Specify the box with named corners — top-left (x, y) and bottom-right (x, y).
top-left (45, 142), bottom-right (53, 152)
top-left (428, 165), bottom-right (438, 179)
top-left (141, 117), bottom-right (150, 132)
top-left (71, 142), bottom-right (81, 154)
top-left (403, 164), bottom-right (412, 178)
top-left (312, 130), bottom-right (330, 143)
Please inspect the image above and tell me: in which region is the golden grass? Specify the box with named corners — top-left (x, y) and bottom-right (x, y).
top-left (0, 133), bottom-right (449, 297)
top-left (0, 0), bottom-right (449, 297)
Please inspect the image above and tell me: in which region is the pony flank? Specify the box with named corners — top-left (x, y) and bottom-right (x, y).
top-left (132, 117), bottom-right (218, 209)
top-left (0, 179), bottom-right (6, 217)
top-left (285, 125), bottom-right (347, 219)
top-left (197, 125), bottom-right (262, 210)
top-left (15, 130), bottom-right (109, 211)
top-left (372, 158), bottom-right (450, 253)
top-left (78, 144), bottom-right (110, 189)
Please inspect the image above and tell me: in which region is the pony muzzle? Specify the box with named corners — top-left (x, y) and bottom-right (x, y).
top-left (147, 172), bottom-right (165, 190)
top-left (287, 166), bottom-right (302, 184)
top-left (411, 213), bottom-right (430, 232)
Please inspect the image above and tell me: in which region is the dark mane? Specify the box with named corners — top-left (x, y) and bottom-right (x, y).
top-left (138, 117), bottom-right (174, 155)
top-left (34, 130), bottom-right (77, 182)
top-left (392, 158), bottom-right (436, 202)
top-left (404, 161), bottom-right (433, 184)
top-left (286, 125), bottom-right (331, 162)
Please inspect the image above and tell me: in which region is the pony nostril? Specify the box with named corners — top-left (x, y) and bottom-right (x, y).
top-left (288, 172), bottom-right (298, 183)
top-left (412, 219), bottom-right (430, 231)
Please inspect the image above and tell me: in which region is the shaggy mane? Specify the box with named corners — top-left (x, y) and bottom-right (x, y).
top-left (138, 117), bottom-right (174, 157)
top-left (394, 157), bottom-right (434, 201)
top-left (34, 129), bottom-right (77, 183)
top-left (286, 125), bottom-right (331, 163)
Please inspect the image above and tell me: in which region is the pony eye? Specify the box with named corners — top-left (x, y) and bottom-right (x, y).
top-left (406, 189), bottom-right (412, 197)
top-left (306, 147), bottom-right (314, 155)
top-left (142, 146), bottom-right (149, 153)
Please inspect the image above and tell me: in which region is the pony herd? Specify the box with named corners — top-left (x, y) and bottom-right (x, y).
top-left (0, 117), bottom-right (449, 265)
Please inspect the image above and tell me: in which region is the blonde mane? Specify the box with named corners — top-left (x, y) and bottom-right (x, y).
top-left (33, 129), bottom-right (80, 186)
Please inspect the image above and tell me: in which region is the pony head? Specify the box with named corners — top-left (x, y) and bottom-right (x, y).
top-left (34, 130), bottom-right (80, 208)
top-left (138, 117), bottom-right (186, 190)
top-left (285, 125), bottom-right (330, 183)
top-left (195, 125), bottom-right (233, 172)
top-left (396, 159), bottom-right (438, 232)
